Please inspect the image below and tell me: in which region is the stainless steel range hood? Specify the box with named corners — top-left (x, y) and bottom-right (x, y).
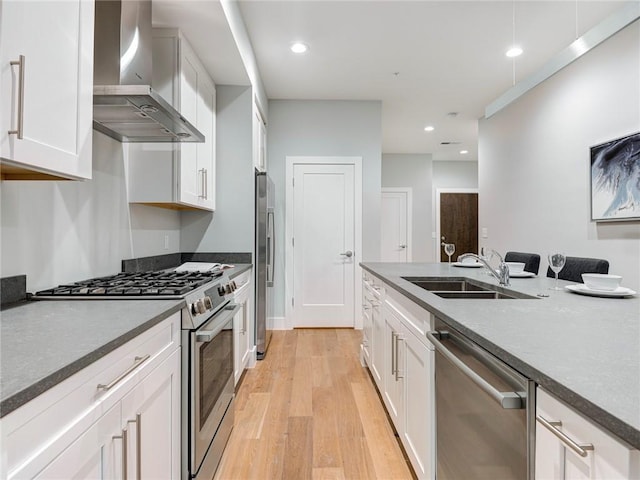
top-left (93, 0), bottom-right (204, 143)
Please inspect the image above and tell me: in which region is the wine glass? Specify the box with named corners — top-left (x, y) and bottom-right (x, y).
top-left (444, 243), bottom-right (456, 265)
top-left (548, 253), bottom-right (566, 290)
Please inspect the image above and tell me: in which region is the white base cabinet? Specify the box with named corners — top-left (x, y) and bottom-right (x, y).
top-left (0, 0), bottom-right (94, 180)
top-left (535, 388), bottom-right (640, 480)
top-left (1, 313), bottom-right (181, 480)
top-left (128, 29), bottom-right (216, 211)
top-left (362, 272), bottom-right (435, 480)
top-left (232, 269), bottom-right (254, 385)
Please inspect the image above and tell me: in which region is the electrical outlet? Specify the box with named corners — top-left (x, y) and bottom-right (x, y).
top-left (164, 235), bottom-right (169, 250)
top-left (481, 227), bottom-right (488, 239)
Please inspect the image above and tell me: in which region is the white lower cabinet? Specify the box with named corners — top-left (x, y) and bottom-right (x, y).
top-left (1, 313), bottom-right (181, 480)
top-left (363, 272), bottom-right (435, 480)
top-left (535, 388), bottom-right (640, 480)
top-left (32, 402), bottom-right (121, 479)
top-left (233, 270), bottom-right (254, 385)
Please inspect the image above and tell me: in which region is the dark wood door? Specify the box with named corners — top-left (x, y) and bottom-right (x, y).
top-left (440, 193), bottom-right (478, 261)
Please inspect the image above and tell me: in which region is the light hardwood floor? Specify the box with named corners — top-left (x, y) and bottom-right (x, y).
top-left (214, 329), bottom-right (415, 480)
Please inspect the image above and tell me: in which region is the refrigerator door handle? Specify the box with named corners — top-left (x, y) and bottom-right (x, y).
top-left (267, 209), bottom-right (275, 286)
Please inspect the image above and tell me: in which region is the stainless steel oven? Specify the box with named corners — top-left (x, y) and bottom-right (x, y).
top-left (185, 302), bottom-right (238, 479)
top-left (427, 319), bottom-right (536, 480)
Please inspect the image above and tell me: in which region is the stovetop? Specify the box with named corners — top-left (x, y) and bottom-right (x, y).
top-left (34, 270), bottom-right (224, 299)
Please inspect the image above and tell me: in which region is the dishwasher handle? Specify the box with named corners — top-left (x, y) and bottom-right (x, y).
top-left (427, 330), bottom-right (524, 409)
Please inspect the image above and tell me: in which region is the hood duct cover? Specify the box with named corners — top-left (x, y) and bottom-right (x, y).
top-left (93, 0), bottom-right (205, 143)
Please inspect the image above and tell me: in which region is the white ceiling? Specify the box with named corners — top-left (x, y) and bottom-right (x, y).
top-left (153, 0), bottom-right (626, 161)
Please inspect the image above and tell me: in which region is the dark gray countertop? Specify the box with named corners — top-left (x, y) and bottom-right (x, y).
top-left (361, 262), bottom-right (640, 449)
top-left (0, 299), bottom-right (183, 418)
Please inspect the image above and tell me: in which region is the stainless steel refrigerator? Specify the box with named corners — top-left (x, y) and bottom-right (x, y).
top-left (255, 170), bottom-right (274, 359)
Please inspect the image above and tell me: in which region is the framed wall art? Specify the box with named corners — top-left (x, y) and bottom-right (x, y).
top-left (590, 132), bottom-right (640, 222)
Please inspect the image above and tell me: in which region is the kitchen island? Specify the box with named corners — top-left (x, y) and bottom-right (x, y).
top-left (361, 262), bottom-right (640, 450)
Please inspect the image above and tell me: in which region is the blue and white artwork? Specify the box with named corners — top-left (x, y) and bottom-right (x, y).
top-left (590, 132), bottom-right (640, 221)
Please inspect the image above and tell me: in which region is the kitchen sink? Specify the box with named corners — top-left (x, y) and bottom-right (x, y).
top-left (401, 276), bottom-right (537, 300)
top-left (402, 277), bottom-right (490, 292)
top-left (432, 291), bottom-right (524, 300)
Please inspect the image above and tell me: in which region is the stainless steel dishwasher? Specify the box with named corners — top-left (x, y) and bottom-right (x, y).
top-left (427, 319), bottom-right (535, 480)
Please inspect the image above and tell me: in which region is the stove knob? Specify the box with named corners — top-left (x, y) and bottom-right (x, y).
top-left (218, 286), bottom-right (225, 297)
top-left (191, 303), bottom-right (198, 315)
top-left (203, 296), bottom-right (213, 310)
top-left (195, 299), bottom-right (206, 315)
top-left (231, 281), bottom-right (237, 291)
top-left (224, 284), bottom-right (232, 294)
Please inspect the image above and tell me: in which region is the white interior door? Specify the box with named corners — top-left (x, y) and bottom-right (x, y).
top-left (381, 189), bottom-right (411, 262)
top-left (292, 163), bottom-right (355, 327)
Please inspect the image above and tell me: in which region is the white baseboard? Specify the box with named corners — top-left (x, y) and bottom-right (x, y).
top-left (268, 316), bottom-right (289, 330)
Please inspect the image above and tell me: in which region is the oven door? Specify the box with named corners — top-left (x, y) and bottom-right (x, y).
top-left (191, 303), bottom-right (238, 476)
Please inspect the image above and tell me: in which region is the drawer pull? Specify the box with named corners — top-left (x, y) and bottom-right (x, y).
top-left (113, 427), bottom-right (128, 480)
top-left (536, 415), bottom-right (594, 458)
top-left (97, 355), bottom-right (150, 391)
top-left (8, 55), bottom-right (25, 139)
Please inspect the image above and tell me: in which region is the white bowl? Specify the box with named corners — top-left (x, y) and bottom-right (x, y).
top-left (581, 273), bottom-right (622, 291)
top-left (459, 256), bottom-right (477, 264)
top-left (506, 262), bottom-right (525, 274)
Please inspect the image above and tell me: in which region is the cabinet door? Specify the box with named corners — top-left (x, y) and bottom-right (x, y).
top-left (121, 349), bottom-right (181, 480)
top-left (0, 0), bottom-right (93, 180)
top-left (196, 77), bottom-right (216, 210)
top-left (403, 329), bottom-right (435, 480)
top-left (178, 52), bottom-right (200, 206)
top-left (370, 296), bottom-right (384, 387)
top-left (31, 403), bottom-right (121, 480)
top-left (361, 285), bottom-right (373, 363)
top-left (536, 388), bottom-right (640, 480)
top-left (383, 307), bottom-right (403, 431)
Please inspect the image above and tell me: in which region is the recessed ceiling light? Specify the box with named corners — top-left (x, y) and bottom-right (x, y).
top-left (424, 126), bottom-right (435, 132)
top-left (506, 46), bottom-right (523, 58)
top-left (460, 150), bottom-right (469, 154)
top-left (290, 42), bottom-right (309, 54)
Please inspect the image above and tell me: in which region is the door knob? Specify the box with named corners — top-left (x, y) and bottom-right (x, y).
top-left (399, 245), bottom-right (406, 249)
top-left (340, 250), bottom-right (353, 258)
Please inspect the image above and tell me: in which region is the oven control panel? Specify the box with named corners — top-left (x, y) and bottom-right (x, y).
top-left (188, 280), bottom-right (236, 318)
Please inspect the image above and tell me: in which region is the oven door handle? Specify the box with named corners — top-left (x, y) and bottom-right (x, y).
top-left (196, 303), bottom-right (240, 343)
top-left (427, 330), bottom-right (524, 409)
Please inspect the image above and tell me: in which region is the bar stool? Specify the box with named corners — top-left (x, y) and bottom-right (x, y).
top-left (546, 256), bottom-right (609, 283)
top-left (504, 252), bottom-right (541, 275)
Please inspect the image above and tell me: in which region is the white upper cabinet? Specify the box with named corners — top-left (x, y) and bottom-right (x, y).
top-left (128, 29), bottom-right (216, 211)
top-left (0, 0), bottom-right (94, 180)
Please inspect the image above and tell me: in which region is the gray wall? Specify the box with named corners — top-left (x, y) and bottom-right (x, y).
top-left (433, 161), bottom-right (478, 189)
top-left (382, 154), bottom-right (433, 262)
top-left (0, 132), bottom-right (181, 292)
top-left (479, 21), bottom-right (640, 289)
top-left (180, 85), bottom-right (254, 253)
top-left (267, 99), bottom-right (382, 318)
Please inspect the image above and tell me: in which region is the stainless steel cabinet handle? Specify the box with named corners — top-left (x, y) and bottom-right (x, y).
top-left (427, 331), bottom-right (524, 409)
top-left (204, 168), bottom-right (208, 199)
top-left (395, 334), bottom-right (404, 380)
top-left (8, 55), bottom-right (25, 139)
top-left (113, 427), bottom-right (128, 480)
top-left (536, 415), bottom-right (594, 458)
top-left (340, 250), bottom-right (353, 258)
top-left (199, 168), bottom-right (206, 198)
top-left (127, 414), bottom-right (142, 479)
top-left (97, 355), bottom-right (150, 391)
top-left (391, 332), bottom-right (397, 376)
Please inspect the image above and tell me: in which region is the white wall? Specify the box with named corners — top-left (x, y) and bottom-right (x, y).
top-left (0, 132), bottom-right (181, 292)
top-left (382, 154), bottom-right (434, 261)
top-left (267, 99), bottom-right (382, 318)
top-left (180, 85), bottom-right (254, 253)
top-left (479, 21), bottom-right (640, 289)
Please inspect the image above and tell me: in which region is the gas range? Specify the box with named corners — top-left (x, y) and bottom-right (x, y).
top-left (33, 269), bottom-right (239, 330)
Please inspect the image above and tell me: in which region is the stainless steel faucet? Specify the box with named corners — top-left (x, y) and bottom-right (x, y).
top-left (459, 250), bottom-right (510, 286)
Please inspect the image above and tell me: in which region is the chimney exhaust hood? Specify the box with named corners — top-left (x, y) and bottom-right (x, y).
top-left (93, 0), bottom-right (205, 143)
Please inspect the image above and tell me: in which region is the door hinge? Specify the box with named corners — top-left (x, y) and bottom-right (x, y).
top-left (292, 297), bottom-right (295, 307)
top-left (292, 237), bottom-right (295, 247)
top-left (292, 177), bottom-right (295, 187)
